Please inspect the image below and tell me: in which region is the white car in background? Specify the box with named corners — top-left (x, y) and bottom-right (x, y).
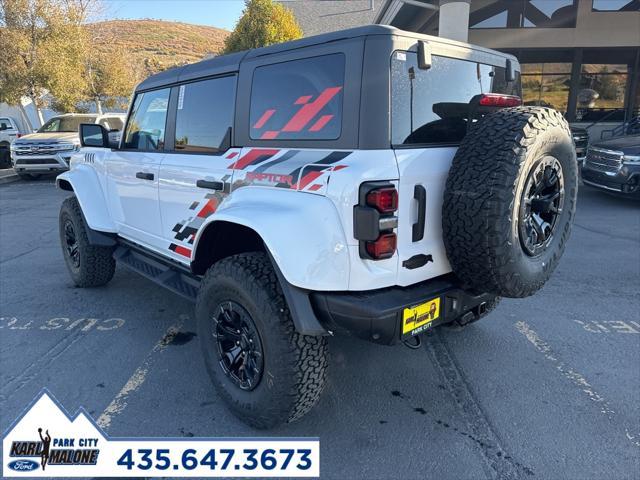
top-left (10, 113), bottom-right (125, 179)
top-left (0, 117), bottom-right (25, 169)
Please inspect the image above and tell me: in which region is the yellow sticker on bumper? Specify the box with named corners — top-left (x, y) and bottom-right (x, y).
top-left (402, 297), bottom-right (441, 335)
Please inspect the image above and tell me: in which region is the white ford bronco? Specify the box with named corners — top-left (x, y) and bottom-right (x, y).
top-left (56, 26), bottom-right (577, 429)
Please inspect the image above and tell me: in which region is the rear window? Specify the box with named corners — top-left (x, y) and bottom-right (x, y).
top-left (250, 54), bottom-right (345, 141)
top-left (391, 51), bottom-right (521, 146)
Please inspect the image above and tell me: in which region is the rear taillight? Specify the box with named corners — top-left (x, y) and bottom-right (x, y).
top-left (365, 232), bottom-right (397, 260)
top-left (366, 187), bottom-right (398, 213)
top-left (478, 93), bottom-right (522, 107)
top-left (354, 182), bottom-right (398, 260)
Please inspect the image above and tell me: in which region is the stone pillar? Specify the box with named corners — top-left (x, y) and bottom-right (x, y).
top-left (438, 0), bottom-right (471, 42)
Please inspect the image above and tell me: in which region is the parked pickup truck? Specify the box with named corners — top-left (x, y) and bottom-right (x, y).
top-left (56, 25), bottom-right (578, 428)
top-left (582, 134), bottom-right (640, 197)
top-left (11, 113), bottom-right (124, 179)
top-left (0, 116), bottom-right (24, 169)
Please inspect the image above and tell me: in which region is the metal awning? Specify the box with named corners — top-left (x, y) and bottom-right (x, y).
top-left (376, 0), bottom-right (440, 33)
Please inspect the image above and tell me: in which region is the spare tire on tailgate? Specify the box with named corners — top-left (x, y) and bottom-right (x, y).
top-left (443, 106), bottom-right (578, 298)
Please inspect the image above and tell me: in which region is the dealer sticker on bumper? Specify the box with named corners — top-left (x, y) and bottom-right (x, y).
top-left (402, 297), bottom-right (441, 336)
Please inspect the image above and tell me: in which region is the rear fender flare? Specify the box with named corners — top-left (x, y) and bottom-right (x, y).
top-left (192, 187), bottom-right (350, 291)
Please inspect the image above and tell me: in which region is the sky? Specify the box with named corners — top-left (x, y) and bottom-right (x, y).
top-left (102, 0), bottom-right (246, 30)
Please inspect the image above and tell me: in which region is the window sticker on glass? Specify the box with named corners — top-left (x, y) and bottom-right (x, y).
top-left (249, 54), bottom-right (345, 140)
top-left (396, 52), bottom-right (406, 62)
top-left (178, 85), bottom-right (185, 110)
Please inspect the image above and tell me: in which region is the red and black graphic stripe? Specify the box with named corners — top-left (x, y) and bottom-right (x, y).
top-left (229, 149), bottom-right (280, 170)
top-left (174, 226), bottom-right (198, 242)
top-left (169, 243), bottom-right (192, 258)
top-left (253, 87), bottom-right (343, 140)
top-left (281, 151), bottom-right (352, 189)
top-left (168, 149), bottom-right (352, 258)
top-left (253, 150), bottom-right (301, 173)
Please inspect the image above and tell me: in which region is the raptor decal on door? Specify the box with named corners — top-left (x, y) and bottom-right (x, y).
top-left (166, 148), bottom-right (352, 259)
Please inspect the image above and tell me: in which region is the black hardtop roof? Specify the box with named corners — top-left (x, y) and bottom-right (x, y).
top-left (135, 24), bottom-right (516, 92)
top-left (136, 25), bottom-right (396, 91)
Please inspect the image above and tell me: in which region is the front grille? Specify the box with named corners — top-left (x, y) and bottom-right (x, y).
top-left (13, 143), bottom-right (74, 156)
top-left (14, 158), bottom-right (59, 165)
top-left (585, 148), bottom-right (623, 174)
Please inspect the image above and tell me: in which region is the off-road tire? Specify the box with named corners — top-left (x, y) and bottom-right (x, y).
top-left (59, 196), bottom-right (116, 287)
top-left (443, 107), bottom-right (578, 298)
top-left (196, 252), bottom-right (328, 429)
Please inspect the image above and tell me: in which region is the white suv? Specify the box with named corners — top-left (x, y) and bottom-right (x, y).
top-left (56, 26), bottom-right (578, 428)
top-left (11, 113), bottom-right (124, 179)
top-left (0, 117), bottom-right (23, 169)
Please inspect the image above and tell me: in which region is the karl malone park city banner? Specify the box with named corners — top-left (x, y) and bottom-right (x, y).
top-left (2, 390), bottom-right (320, 477)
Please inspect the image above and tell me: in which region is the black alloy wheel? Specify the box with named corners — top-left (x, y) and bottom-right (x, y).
top-left (518, 156), bottom-right (565, 257)
top-left (63, 219), bottom-right (80, 269)
top-left (213, 301), bottom-right (264, 391)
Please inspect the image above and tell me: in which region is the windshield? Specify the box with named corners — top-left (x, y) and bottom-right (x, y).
top-left (38, 116), bottom-right (96, 133)
top-left (391, 52), bottom-right (521, 145)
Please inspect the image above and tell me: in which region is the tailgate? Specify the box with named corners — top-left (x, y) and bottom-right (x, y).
top-left (394, 147), bottom-right (455, 286)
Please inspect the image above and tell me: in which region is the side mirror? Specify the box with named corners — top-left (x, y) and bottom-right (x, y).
top-left (417, 41), bottom-right (432, 70)
top-left (79, 123), bottom-right (109, 148)
top-left (505, 59), bottom-right (516, 83)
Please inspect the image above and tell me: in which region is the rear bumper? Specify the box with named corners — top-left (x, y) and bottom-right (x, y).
top-left (311, 274), bottom-right (495, 345)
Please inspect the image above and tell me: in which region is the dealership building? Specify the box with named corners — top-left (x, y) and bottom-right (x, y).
top-left (283, 0), bottom-right (640, 139)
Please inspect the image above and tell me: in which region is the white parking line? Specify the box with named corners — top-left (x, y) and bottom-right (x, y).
top-left (97, 316), bottom-right (187, 430)
top-left (515, 321), bottom-right (639, 448)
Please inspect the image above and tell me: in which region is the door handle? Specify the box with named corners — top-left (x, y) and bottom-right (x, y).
top-left (196, 180), bottom-right (225, 191)
top-left (412, 185), bottom-right (426, 242)
top-left (136, 172), bottom-right (154, 181)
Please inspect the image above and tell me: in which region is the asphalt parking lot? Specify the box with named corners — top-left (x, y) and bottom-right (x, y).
top-left (1, 177), bottom-right (638, 480)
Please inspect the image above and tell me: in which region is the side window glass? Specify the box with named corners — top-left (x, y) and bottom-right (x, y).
top-left (174, 76), bottom-right (236, 153)
top-left (100, 117), bottom-right (124, 131)
top-left (42, 119), bottom-right (60, 132)
top-left (249, 54), bottom-right (345, 141)
top-left (124, 89), bottom-right (170, 151)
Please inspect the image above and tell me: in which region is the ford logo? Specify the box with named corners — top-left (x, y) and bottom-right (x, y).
top-left (8, 459), bottom-right (39, 471)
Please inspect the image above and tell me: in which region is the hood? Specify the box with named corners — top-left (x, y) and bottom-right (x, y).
top-left (14, 132), bottom-right (79, 144)
top-left (592, 135), bottom-right (640, 156)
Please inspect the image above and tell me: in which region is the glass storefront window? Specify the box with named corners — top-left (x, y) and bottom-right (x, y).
top-left (576, 64), bottom-right (629, 121)
top-left (470, 0), bottom-right (577, 29)
top-left (524, 0), bottom-right (577, 27)
top-left (521, 63), bottom-right (572, 113)
top-left (592, 0), bottom-right (640, 12)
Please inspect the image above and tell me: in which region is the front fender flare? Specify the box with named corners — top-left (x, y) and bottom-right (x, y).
top-left (56, 166), bottom-right (116, 233)
top-left (193, 187), bottom-right (350, 291)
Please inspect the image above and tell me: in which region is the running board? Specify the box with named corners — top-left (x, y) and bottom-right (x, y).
top-left (113, 245), bottom-right (201, 302)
